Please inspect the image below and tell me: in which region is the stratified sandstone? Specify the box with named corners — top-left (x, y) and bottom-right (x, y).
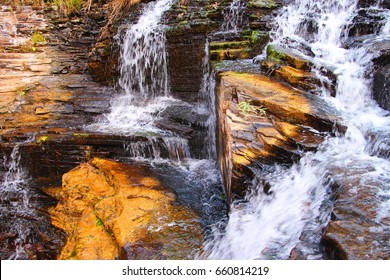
top-left (216, 71), bottom-right (342, 199)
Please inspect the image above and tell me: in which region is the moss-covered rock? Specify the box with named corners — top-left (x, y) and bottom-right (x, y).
top-left (266, 44), bottom-right (313, 70)
top-left (248, 0), bottom-right (278, 9)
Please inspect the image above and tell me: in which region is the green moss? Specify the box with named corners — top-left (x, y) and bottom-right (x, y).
top-left (266, 44), bottom-right (286, 63)
top-left (248, 0), bottom-right (277, 9)
top-left (134, 131), bottom-right (161, 137)
top-left (209, 41), bottom-right (250, 50)
top-left (69, 249), bottom-right (77, 258)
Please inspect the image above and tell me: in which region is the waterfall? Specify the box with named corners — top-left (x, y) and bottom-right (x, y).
top-left (199, 39), bottom-right (218, 159)
top-left (221, 0), bottom-right (247, 32)
top-left (118, 0), bottom-right (172, 100)
top-left (206, 0), bottom-right (390, 259)
top-left (87, 0), bottom-right (176, 136)
top-left (1, 142), bottom-right (33, 259)
top-left (86, 0), bottom-right (198, 163)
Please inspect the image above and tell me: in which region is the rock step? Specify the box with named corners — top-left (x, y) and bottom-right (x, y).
top-left (210, 47), bottom-right (252, 61)
top-left (217, 70), bottom-right (341, 198)
top-left (221, 71), bottom-right (344, 132)
top-left (261, 59), bottom-right (322, 93)
top-left (266, 44), bottom-right (313, 71)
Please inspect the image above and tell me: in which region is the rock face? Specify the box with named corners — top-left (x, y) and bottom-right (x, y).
top-left (373, 65), bottom-right (390, 110)
top-left (322, 162), bottom-right (390, 260)
top-left (216, 70), bottom-right (341, 199)
top-left (0, 4), bottom-right (113, 134)
top-left (48, 158), bottom-right (203, 260)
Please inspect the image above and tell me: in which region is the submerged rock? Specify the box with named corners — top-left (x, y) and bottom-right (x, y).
top-left (48, 158), bottom-right (203, 260)
top-left (322, 163), bottom-right (390, 259)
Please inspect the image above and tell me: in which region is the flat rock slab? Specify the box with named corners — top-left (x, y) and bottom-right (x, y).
top-left (220, 71), bottom-right (344, 132)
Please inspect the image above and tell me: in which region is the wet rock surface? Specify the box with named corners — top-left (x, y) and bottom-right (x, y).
top-left (216, 70), bottom-right (339, 199)
top-left (1, 0), bottom-right (388, 261)
top-left (373, 65), bottom-right (390, 110)
top-left (47, 158), bottom-right (203, 260)
top-left (323, 162), bottom-right (390, 260)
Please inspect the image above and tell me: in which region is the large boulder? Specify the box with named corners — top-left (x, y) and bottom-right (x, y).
top-left (216, 71), bottom-right (343, 199)
top-left (48, 158), bottom-right (203, 260)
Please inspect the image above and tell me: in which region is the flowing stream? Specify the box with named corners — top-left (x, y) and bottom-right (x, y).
top-left (88, 0), bottom-right (226, 243)
top-left (204, 0), bottom-right (390, 259)
top-left (0, 138), bottom-right (63, 259)
top-left (1, 0), bottom-right (389, 260)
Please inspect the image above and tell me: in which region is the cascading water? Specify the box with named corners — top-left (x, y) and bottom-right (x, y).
top-left (0, 139), bottom-right (64, 260)
top-left (205, 0), bottom-right (390, 259)
top-left (0, 144), bottom-right (32, 259)
top-left (87, 0), bottom-right (176, 137)
top-left (87, 0), bottom-right (197, 163)
top-left (199, 39), bottom-right (218, 159)
top-left (221, 0), bottom-right (247, 32)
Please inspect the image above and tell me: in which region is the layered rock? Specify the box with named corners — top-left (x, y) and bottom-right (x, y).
top-left (216, 70), bottom-right (342, 199)
top-left (47, 158), bottom-right (203, 260)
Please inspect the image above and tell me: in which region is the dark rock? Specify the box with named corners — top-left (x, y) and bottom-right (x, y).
top-left (373, 65), bottom-right (390, 111)
top-left (358, 0), bottom-right (390, 9)
top-left (159, 104), bottom-right (209, 126)
top-left (322, 163), bottom-right (390, 259)
top-left (166, 26), bottom-right (208, 103)
top-left (348, 8), bottom-right (388, 37)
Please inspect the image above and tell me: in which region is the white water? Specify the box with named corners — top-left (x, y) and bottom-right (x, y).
top-left (221, 0), bottom-right (247, 32)
top-left (0, 141), bottom-right (33, 259)
top-left (87, 0), bottom-right (176, 136)
top-left (206, 0), bottom-right (390, 259)
top-left (199, 39), bottom-right (218, 159)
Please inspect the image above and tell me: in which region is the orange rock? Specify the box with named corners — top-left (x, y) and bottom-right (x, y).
top-left (48, 158), bottom-right (202, 260)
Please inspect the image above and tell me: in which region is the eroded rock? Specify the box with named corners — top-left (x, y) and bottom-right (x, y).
top-left (216, 71), bottom-right (338, 198)
top-left (48, 158), bottom-right (203, 260)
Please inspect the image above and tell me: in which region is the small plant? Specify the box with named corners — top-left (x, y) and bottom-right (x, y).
top-left (46, 0), bottom-right (85, 16)
top-left (31, 32), bottom-right (46, 46)
top-left (37, 135), bottom-right (49, 143)
top-left (238, 100), bottom-right (256, 115)
top-left (238, 100), bottom-right (267, 118)
top-left (95, 216), bottom-right (104, 227)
